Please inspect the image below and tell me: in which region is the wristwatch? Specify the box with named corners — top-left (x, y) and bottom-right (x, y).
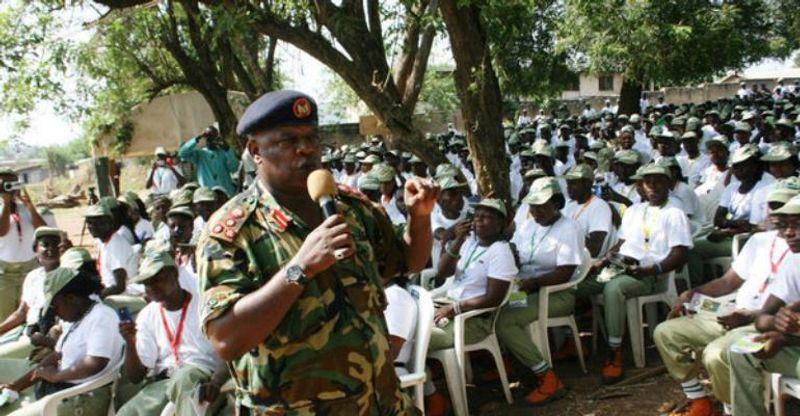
top-left (285, 264), bottom-right (310, 286)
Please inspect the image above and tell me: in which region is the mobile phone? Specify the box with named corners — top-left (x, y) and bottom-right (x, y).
top-left (117, 307), bottom-right (132, 322)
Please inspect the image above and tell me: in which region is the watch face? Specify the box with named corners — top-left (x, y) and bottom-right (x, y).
top-left (287, 265), bottom-right (304, 283)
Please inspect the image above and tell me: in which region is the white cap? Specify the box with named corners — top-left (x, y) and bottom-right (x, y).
top-left (154, 146), bottom-right (167, 156)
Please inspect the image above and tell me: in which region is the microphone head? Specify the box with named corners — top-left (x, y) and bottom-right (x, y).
top-left (307, 169), bottom-right (337, 203)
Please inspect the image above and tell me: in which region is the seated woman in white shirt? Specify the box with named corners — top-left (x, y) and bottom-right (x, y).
top-left (0, 228), bottom-right (61, 360)
top-left (0, 268), bottom-right (124, 416)
top-left (430, 198), bottom-right (518, 350)
top-left (120, 193), bottom-right (155, 252)
top-left (577, 163), bottom-right (692, 386)
top-left (430, 177), bottom-right (470, 271)
top-left (687, 144), bottom-right (774, 285)
top-left (497, 178), bottom-right (584, 406)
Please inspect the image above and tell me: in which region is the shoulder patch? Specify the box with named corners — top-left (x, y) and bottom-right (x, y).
top-left (209, 192), bottom-right (258, 243)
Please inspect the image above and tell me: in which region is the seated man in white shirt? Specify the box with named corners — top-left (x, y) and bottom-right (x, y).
top-left (677, 132), bottom-right (711, 188)
top-left (117, 250), bottom-right (231, 416)
top-left (430, 177), bottom-right (470, 271)
top-left (653, 183), bottom-right (799, 416)
top-left (578, 163), bottom-right (692, 385)
top-left (374, 165), bottom-right (407, 226)
top-left (658, 158), bottom-right (705, 235)
top-left (191, 187), bottom-right (221, 239)
top-left (563, 164), bottom-right (613, 258)
top-left (85, 204), bottom-right (146, 313)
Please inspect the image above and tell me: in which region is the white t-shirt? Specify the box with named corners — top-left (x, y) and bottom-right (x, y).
top-left (618, 199), bottom-right (693, 267)
top-left (134, 291), bottom-right (219, 376)
top-left (134, 219), bottom-right (155, 243)
top-left (512, 216), bottom-right (583, 280)
top-left (384, 284), bottom-right (417, 366)
top-left (97, 232), bottom-right (143, 296)
top-left (677, 154), bottom-right (711, 188)
top-left (342, 172), bottom-right (361, 189)
top-left (446, 236), bottom-right (518, 301)
top-left (0, 202), bottom-right (36, 263)
top-left (767, 252), bottom-right (800, 305)
top-left (562, 196), bottom-right (613, 256)
top-left (57, 303), bottom-right (124, 384)
top-left (193, 216), bottom-right (205, 238)
top-left (381, 195), bottom-right (407, 225)
top-left (20, 267), bottom-right (46, 325)
top-left (152, 166), bottom-right (181, 195)
top-left (671, 181), bottom-right (703, 220)
top-left (430, 203), bottom-right (469, 269)
top-left (612, 182), bottom-right (641, 205)
top-left (732, 231), bottom-right (790, 311)
top-left (696, 165), bottom-right (729, 196)
top-left (719, 174), bottom-right (775, 224)
top-left (178, 263), bottom-right (198, 295)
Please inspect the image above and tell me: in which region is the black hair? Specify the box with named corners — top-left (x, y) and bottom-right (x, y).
top-left (134, 198), bottom-right (150, 221)
top-left (58, 269), bottom-right (102, 299)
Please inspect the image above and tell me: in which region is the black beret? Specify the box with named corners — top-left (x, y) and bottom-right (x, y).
top-left (236, 90), bottom-right (318, 136)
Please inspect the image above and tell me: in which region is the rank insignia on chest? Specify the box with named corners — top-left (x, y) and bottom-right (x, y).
top-left (270, 208), bottom-right (291, 232)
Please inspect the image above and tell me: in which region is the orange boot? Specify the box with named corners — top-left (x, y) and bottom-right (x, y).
top-left (601, 348), bottom-right (624, 385)
top-left (671, 397), bottom-right (716, 416)
top-left (425, 391), bottom-right (450, 416)
top-left (551, 338), bottom-right (588, 361)
top-left (521, 370), bottom-right (566, 406)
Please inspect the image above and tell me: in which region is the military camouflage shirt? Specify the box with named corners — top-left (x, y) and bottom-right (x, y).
top-left (197, 181), bottom-right (418, 415)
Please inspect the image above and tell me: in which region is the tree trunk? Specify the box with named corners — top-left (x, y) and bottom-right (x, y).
top-left (618, 77), bottom-right (643, 115)
top-left (439, 0), bottom-right (509, 201)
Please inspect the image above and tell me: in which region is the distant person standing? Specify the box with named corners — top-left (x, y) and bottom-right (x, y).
top-left (146, 147), bottom-right (185, 196)
top-left (0, 169), bottom-right (46, 322)
top-left (178, 126), bottom-right (238, 196)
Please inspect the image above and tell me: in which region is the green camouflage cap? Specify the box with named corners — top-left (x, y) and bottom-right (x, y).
top-left (639, 163), bottom-right (672, 179)
top-left (583, 151), bottom-right (598, 161)
top-left (630, 114), bottom-right (642, 123)
top-left (358, 173), bottom-right (380, 191)
top-left (132, 249), bottom-right (177, 284)
top-left (630, 166), bottom-right (646, 181)
top-left (192, 187), bottom-right (217, 203)
top-left (42, 267), bottom-right (80, 310)
top-left (435, 163), bottom-right (460, 179)
top-left (343, 154), bottom-right (357, 163)
top-left (523, 168), bottom-right (547, 179)
top-left (372, 164), bottom-right (397, 182)
top-left (167, 205), bottom-right (195, 219)
top-left (686, 117), bottom-right (701, 131)
top-left (681, 131), bottom-right (698, 140)
top-left (564, 164), bottom-right (594, 180)
top-left (761, 142), bottom-right (796, 162)
top-left (776, 118), bottom-right (794, 129)
top-left (614, 150), bottom-right (640, 165)
top-left (619, 125), bottom-right (635, 135)
top-left (772, 194), bottom-right (800, 215)
top-left (471, 198), bottom-right (508, 218)
top-left (734, 122), bottom-right (752, 133)
top-left (730, 143), bottom-right (760, 165)
top-left (437, 176), bottom-right (468, 190)
top-left (60, 247), bottom-right (92, 271)
top-left (170, 189), bottom-right (194, 208)
top-left (532, 141), bottom-right (554, 157)
top-left (355, 151), bottom-right (367, 160)
top-left (181, 182), bottom-right (200, 191)
top-left (741, 112), bottom-right (756, 122)
top-left (656, 156), bottom-right (680, 168)
top-left (84, 203), bottom-right (112, 218)
top-left (706, 135), bottom-right (730, 149)
top-left (671, 117), bottom-right (686, 127)
top-left (767, 178), bottom-right (800, 203)
top-left (523, 177), bottom-right (562, 206)
top-left (34, 226), bottom-right (62, 241)
top-left (362, 154), bottom-right (381, 164)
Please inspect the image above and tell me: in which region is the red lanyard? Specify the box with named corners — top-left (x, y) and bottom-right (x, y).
top-left (10, 212), bottom-right (21, 242)
top-left (159, 293), bottom-right (191, 365)
top-left (96, 250), bottom-right (102, 276)
top-left (760, 237), bottom-right (790, 294)
top-left (571, 196), bottom-right (594, 220)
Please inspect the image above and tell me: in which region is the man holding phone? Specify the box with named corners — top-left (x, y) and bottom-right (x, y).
top-left (0, 169), bottom-right (46, 323)
top-left (178, 126), bottom-right (238, 197)
top-left (146, 147), bottom-right (185, 196)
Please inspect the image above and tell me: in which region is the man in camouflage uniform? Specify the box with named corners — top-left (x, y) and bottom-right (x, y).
top-left (197, 90), bottom-right (439, 415)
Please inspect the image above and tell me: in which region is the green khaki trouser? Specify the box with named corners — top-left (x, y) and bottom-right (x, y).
top-left (429, 315), bottom-right (492, 351)
top-left (576, 273), bottom-right (656, 339)
top-left (496, 290), bottom-right (575, 368)
top-left (117, 365), bottom-right (232, 416)
top-left (730, 329), bottom-right (796, 416)
top-left (0, 259), bottom-right (38, 323)
top-left (654, 315), bottom-right (753, 403)
top-left (0, 358), bottom-right (111, 416)
top-left (687, 237), bottom-right (732, 286)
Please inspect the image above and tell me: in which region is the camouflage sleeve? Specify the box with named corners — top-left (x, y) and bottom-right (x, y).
top-left (196, 234), bottom-right (253, 334)
top-left (360, 200), bottom-right (407, 279)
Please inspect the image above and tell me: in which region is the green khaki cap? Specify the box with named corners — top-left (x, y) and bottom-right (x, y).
top-left (170, 189), bottom-right (194, 208)
top-left (373, 164), bottom-right (397, 182)
top-left (681, 131), bottom-right (698, 140)
top-left (355, 151), bottom-right (367, 160)
top-left (761, 143), bottom-right (796, 162)
top-left (60, 247), bottom-right (92, 271)
top-left (776, 118), bottom-right (794, 129)
top-left (211, 186), bottom-right (229, 198)
top-left (767, 178), bottom-right (800, 203)
top-left (43, 267), bottom-right (79, 310)
top-left (614, 150), bottom-right (640, 165)
top-left (472, 198), bottom-right (508, 218)
top-left (192, 187), bottom-right (217, 203)
top-left (639, 163), bottom-right (672, 179)
top-left (409, 155), bottom-right (424, 164)
top-left (656, 156), bottom-right (680, 168)
top-left (671, 117), bottom-right (686, 127)
top-left (84, 203), bottom-right (111, 218)
top-left (519, 149), bottom-right (535, 158)
top-left (438, 176), bottom-right (468, 190)
top-left (589, 141), bottom-right (606, 150)
top-left (343, 154), bottom-right (357, 163)
top-left (772, 194), bottom-right (800, 215)
top-left (706, 135), bottom-right (730, 148)
top-left (686, 117), bottom-right (701, 131)
top-left (321, 154), bottom-right (332, 163)
top-left (181, 182), bottom-right (200, 191)
top-left (132, 249), bottom-right (177, 284)
top-left (741, 112), bottom-right (756, 122)
top-left (619, 125), bottom-right (635, 135)
top-left (34, 226), bottom-right (62, 241)
top-left (730, 144), bottom-right (760, 165)
top-left (523, 168), bottom-right (547, 179)
top-left (564, 164), bottom-right (594, 180)
top-left (435, 163), bottom-right (460, 179)
top-left (583, 151), bottom-right (598, 161)
top-left (402, 152), bottom-right (412, 159)
top-left (359, 174), bottom-right (380, 191)
top-left (167, 205), bottom-right (195, 219)
top-left (362, 154), bottom-right (381, 164)
top-left (98, 196), bottom-right (119, 212)
top-left (734, 122), bottom-right (751, 132)
top-left (656, 130), bottom-right (676, 140)
top-left (630, 114), bottom-right (641, 123)
top-left (532, 141), bottom-right (554, 157)
top-left (523, 177), bottom-right (562, 206)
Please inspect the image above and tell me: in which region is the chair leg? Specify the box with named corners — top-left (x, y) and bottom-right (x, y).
top-left (414, 384), bottom-right (425, 414)
top-left (486, 336), bottom-right (514, 404)
top-left (626, 299), bottom-right (645, 369)
top-left (772, 374), bottom-right (784, 416)
top-left (436, 353), bottom-right (469, 416)
top-left (568, 317), bottom-right (587, 374)
top-left (464, 356), bottom-right (473, 384)
top-left (644, 302), bottom-right (659, 339)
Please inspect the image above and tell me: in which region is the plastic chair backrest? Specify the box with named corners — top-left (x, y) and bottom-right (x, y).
top-left (407, 285), bottom-right (434, 376)
top-left (42, 347), bottom-right (126, 415)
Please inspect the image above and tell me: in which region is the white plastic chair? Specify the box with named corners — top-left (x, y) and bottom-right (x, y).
top-left (625, 271), bottom-right (678, 368)
top-left (705, 257), bottom-right (732, 280)
top-left (771, 373), bottom-right (800, 416)
top-left (528, 248), bottom-right (591, 373)
top-left (398, 285), bottom-right (435, 413)
top-left (428, 278), bottom-right (515, 416)
top-left (42, 354), bottom-right (125, 415)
